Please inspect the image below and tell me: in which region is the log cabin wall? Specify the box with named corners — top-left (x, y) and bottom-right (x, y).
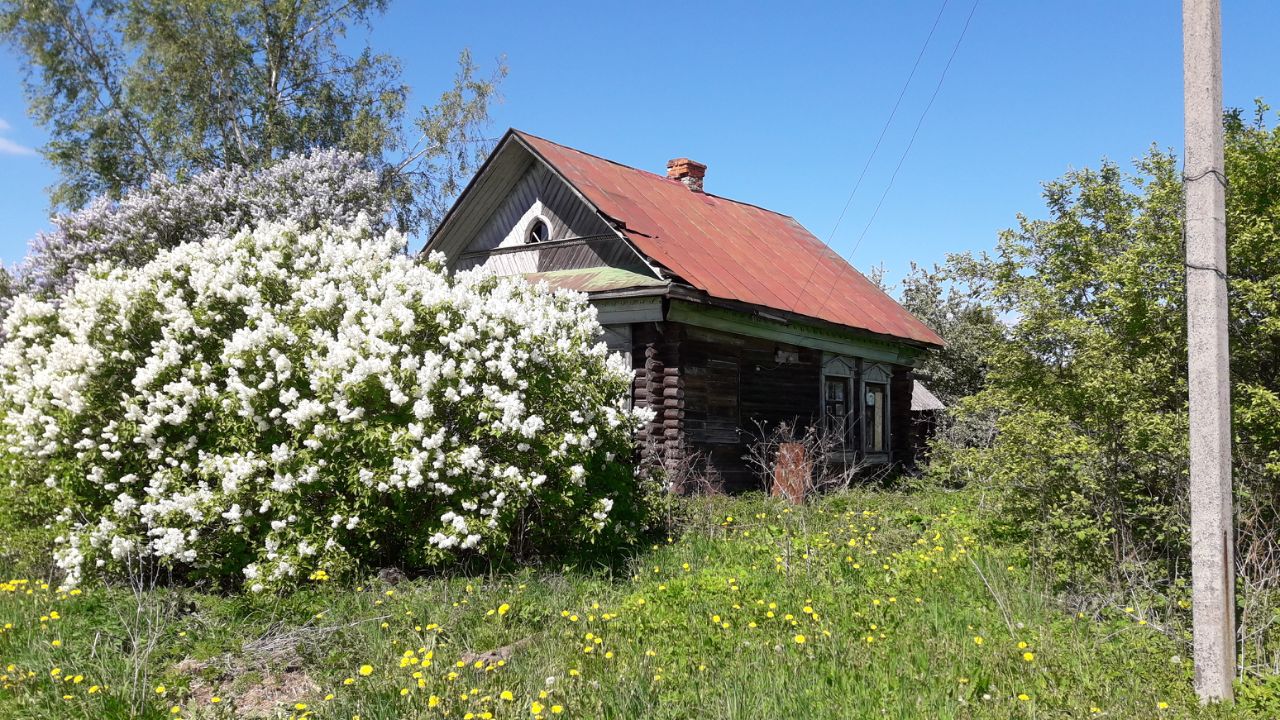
top-left (890, 366), bottom-right (917, 469)
top-left (629, 320), bottom-right (918, 490)
top-left (631, 322), bottom-right (684, 474)
top-left (649, 322), bottom-right (821, 490)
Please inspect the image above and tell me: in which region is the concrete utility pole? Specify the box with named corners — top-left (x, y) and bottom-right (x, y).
top-left (1183, 0), bottom-right (1235, 703)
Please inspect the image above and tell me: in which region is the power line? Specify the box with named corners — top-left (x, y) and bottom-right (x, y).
top-left (823, 0), bottom-right (952, 246)
top-left (844, 0), bottom-right (981, 263)
top-left (790, 0), bottom-right (952, 306)
top-left (807, 0), bottom-right (980, 317)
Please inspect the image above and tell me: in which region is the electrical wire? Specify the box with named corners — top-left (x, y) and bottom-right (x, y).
top-left (810, 0), bottom-right (981, 315)
top-left (790, 0), bottom-right (952, 306)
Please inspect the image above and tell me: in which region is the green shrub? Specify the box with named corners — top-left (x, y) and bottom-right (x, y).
top-left (0, 218), bottom-right (658, 591)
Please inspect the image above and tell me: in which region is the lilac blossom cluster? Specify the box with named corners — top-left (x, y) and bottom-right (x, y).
top-left (0, 218), bottom-right (656, 590)
top-left (14, 149), bottom-right (388, 298)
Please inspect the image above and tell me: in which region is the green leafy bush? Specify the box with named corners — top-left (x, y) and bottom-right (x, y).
top-left (928, 105), bottom-right (1280, 596)
top-left (0, 218), bottom-right (658, 591)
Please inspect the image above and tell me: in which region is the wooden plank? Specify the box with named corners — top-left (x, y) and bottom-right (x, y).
top-left (667, 300), bottom-right (921, 364)
top-left (465, 161), bottom-right (617, 253)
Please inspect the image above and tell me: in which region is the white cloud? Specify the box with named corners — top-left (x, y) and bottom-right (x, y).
top-left (0, 119), bottom-right (36, 156)
top-left (0, 137), bottom-right (36, 157)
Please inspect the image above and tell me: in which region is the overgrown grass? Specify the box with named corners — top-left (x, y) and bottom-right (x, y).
top-left (0, 488), bottom-right (1270, 718)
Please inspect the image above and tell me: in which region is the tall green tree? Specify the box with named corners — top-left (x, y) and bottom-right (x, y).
top-left (935, 103), bottom-right (1280, 594)
top-left (893, 260), bottom-right (1003, 405)
top-left (0, 0), bottom-right (505, 233)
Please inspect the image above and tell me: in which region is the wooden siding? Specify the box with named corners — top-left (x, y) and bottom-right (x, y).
top-left (891, 366), bottom-right (916, 467)
top-left (456, 236), bottom-right (651, 275)
top-left (466, 162), bottom-right (615, 253)
top-left (427, 139), bottom-right (535, 260)
top-left (643, 323), bottom-right (822, 489)
top-left (454, 160), bottom-right (655, 277)
top-left (628, 320), bottom-right (919, 490)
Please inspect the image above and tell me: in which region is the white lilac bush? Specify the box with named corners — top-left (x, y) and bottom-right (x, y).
top-left (0, 218), bottom-right (656, 591)
top-left (14, 149), bottom-right (387, 298)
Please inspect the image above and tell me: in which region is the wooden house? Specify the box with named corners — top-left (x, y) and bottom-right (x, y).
top-left (423, 130), bottom-right (944, 488)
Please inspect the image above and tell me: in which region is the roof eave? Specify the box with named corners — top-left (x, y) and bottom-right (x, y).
top-left (421, 128), bottom-right (522, 256)
top-left (665, 283), bottom-right (944, 351)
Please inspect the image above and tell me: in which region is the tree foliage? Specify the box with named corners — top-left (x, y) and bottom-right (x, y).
top-left (932, 104), bottom-right (1280, 589)
top-left (0, 0), bottom-right (505, 233)
top-left (15, 148), bottom-right (387, 298)
top-left (894, 261), bottom-right (1002, 405)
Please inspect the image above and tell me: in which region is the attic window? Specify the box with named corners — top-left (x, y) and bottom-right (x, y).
top-left (525, 218), bottom-right (550, 244)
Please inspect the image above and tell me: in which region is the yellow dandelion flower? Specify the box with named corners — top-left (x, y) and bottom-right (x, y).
top-left (501, 690), bottom-right (514, 701)
top-left (793, 634), bottom-right (806, 644)
top-left (358, 664), bottom-right (374, 676)
top-left (973, 636), bottom-right (984, 645)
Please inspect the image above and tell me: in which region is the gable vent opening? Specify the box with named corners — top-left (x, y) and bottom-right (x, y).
top-left (525, 218), bottom-right (550, 244)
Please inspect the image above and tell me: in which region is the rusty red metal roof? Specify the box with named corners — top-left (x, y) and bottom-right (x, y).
top-left (514, 130), bottom-right (943, 347)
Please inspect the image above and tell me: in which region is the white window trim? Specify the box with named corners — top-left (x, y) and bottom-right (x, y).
top-left (860, 361), bottom-right (892, 460)
top-left (524, 214), bottom-right (552, 244)
top-left (820, 355), bottom-right (894, 464)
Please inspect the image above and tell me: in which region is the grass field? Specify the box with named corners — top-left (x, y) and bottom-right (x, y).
top-left (0, 488), bottom-right (1266, 719)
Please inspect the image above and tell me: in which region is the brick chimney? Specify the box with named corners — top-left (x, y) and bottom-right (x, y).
top-left (666, 157), bottom-right (707, 192)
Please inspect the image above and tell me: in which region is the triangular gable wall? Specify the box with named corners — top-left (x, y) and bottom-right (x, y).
top-left (428, 135), bottom-right (656, 278)
top-left (464, 161), bottom-right (612, 253)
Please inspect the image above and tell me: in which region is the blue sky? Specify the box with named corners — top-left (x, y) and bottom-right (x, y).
top-left (2, 1), bottom-right (1279, 285)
